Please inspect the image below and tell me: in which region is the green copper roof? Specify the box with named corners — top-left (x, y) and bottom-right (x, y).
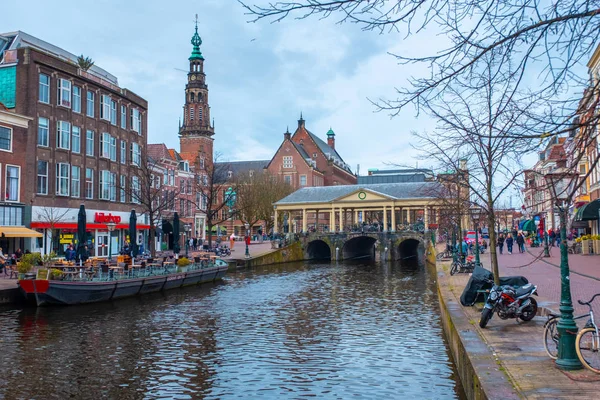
top-left (189, 23), bottom-right (204, 61)
top-left (326, 127), bottom-right (335, 136)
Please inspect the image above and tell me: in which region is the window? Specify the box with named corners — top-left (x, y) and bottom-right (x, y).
top-left (58, 78), bottom-right (72, 108)
top-left (120, 175), bottom-right (126, 202)
top-left (227, 171), bottom-right (233, 179)
top-left (71, 166), bottom-right (80, 198)
top-left (86, 130), bottom-right (94, 156)
top-left (72, 86), bottom-right (81, 113)
top-left (101, 132), bottom-right (111, 158)
top-left (180, 179), bottom-right (185, 193)
top-left (249, 170), bottom-right (254, 177)
top-left (100, 94), bottom-right (111, 121)
top-left (312, 152), bottom-right (317, 158)
top-left (85, 168), bottom-right (94, 199)
top-left (72, 126), bottom-right (81, 153)
top-left (283, 156), bottom-right (293, 168)
top-left (38, 117), bottom-right (49, 147)
top-left (120, 105), bottom-right (127, 129)
top-left (131, 108), bottom-right (141, 133)
top-left (300, 175), bottom-right (307, 186)
top-left (130, 142), bottom-right (141, 166)
top-left (100, 170), bottom-right (116, 201)
top-left (198, 107), bottom-right (203, 121)
top-left (120, 140), bottom-right (126, 164)
top-left (110, 100), bottom-right (117, 125)
top-left (180, 199), bottom-right (185, 214)
top-left (0, 126), bottom-right (11, 151)
top-left (110, 136), bottom-right (117, 161)
top-left (56, 163), bottom-right (70, 196)
top-left (284, 175), bottom-right (292, 184)
top-left (5, 165), bottom-right (20, 201)
top-left (86, 91), bottom-right (95, 117)
top-left (56, 121), bottom-right (71, 150)
top-left (39, 74), bottom-right (50, 103)
top-left (131, 176), bottom-right (140, 204)
top-left (37, 161), bottom-right (48, 195)
top-left (187, 180), bottom-right (191, 194)
top-left (190, 107), bottom-right (194, 121)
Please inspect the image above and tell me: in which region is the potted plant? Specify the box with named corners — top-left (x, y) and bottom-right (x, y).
top-left (592, 234), bottom-right (600, 255)
top-left (49, 268), bottom-right (65, 280)
top-left (177, 257), bottom-right (191, 272)
top-left (578, 234), bottom-right (592, 254)
top-left (17, 259), bottom-right (33, 279)
top-left (42, 252), bottom-right (57, 268)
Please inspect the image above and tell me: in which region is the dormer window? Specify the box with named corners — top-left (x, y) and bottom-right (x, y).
top-left (227, 171), bottom-right (233, 178)
top-left (249, 170), bottom-right (254, 177)
top-left (312, 153), bottom-right (317, 158)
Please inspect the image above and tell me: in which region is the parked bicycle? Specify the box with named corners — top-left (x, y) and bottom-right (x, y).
top-left (450, 255), bottom-right (481, 275)
top-left (543, 293), bottom-right (600, 374)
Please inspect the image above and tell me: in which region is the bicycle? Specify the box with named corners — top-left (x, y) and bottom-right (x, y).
top-left (576, 293), bottom-right (600, 373)
top-left (450, 255), bottom-right (482, 275)
top-left (543, 293), bottom-right (600, 373)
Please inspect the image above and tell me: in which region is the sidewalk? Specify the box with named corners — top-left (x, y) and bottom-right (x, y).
top-left (438, 245), bottom-right (600, 399)
top-left (221, 240), bottom-right (277, 262)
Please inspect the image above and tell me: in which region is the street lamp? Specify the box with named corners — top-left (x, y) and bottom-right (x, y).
top-left (184, 223), bottom-right (191, 258)
top-left (545, 166), bottom-right (582, 371)
top-left (470, 207), bottom-right (482, 268)
top-left (106, 221), bottom-right (116, 262)
top-left (245, 222), bottom-right (250, 259)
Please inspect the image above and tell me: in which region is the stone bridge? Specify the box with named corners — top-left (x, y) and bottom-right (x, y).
top-left (302, 231), bottom-right (432, 262)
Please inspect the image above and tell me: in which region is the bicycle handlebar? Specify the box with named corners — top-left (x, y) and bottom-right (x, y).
top-left (578, 293), bottom-right (600, 306)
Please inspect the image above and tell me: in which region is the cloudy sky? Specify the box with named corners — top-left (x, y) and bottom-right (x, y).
top-left (3, 0), bottom-right (445, 174)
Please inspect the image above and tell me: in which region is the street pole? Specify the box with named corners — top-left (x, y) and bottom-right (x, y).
top-left (543, 217), bottom-right (550, 257)
top-left (555, 208), bottom-right (582, 370)
top-left (474, 221), bottom-right (481, 267)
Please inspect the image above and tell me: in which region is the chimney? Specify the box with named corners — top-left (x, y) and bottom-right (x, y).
top-left (284, 126), bottom-right (291, 140)
top-left (326, 127), bottom-right (335, 150)
top-left (298, 112), bottom-right (305, 128)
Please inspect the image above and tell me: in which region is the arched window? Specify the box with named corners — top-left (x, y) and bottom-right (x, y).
top-left (190, 92), bottom-right (195, 102)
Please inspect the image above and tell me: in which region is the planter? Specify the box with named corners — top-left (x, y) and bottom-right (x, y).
top-left (594, 240), bottom-right (600, 255)
top-left (178, 266), bottom-right (189, 273)
top-left (18, 273), bottom-right (25, 280)
top-left (582, 240), bottom-right (593, 255)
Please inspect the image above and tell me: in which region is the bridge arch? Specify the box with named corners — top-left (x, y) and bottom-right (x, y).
top-left (397, 238), bottom-right (423, 261)
top-left (342, 236), bottom-right (377, 260)
top-left (305, 240), bottom-right (332, 260)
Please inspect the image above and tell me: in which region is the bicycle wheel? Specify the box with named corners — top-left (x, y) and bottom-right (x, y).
top-left (543, 318), bottom-right (559, 360)
top-left (450, 261), bottom-right (459, 275)
top-left (436, 251), bottom-right (445, 260)
top-left (576, 327), bottom-right (600, 374)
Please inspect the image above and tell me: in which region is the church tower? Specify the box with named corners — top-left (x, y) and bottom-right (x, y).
top-left (179, 17), bottom-right (214, 161)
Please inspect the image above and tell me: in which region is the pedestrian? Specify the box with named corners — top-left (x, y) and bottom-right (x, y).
top-left (549, 229), bottom-right (556, 247)
top-left (516, 233), bottom-right (525, 253)
top-left (506, 234), bottom-right (514, 254)
top-left (193, 237), bottom-right (198, 251)
top-left (230, 233), bottom-right (235, 250)
top-left (497, 234), bottom-right (505, 255)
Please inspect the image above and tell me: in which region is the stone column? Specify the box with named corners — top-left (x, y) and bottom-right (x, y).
top-left (383, 206), bottom-right (388, 232)
top-left (302, 208), bottom-right (307, 233)
top-left (339, 208), bottom-right (344, 232)
top-left (391, 204), bottom-right (396, 232)
top-left (354, 209), bottom-right (359, 225)
top-left (330, 208), bottom-right (335, 232)
top-left (424, 206), bottom-right (429, 232)
top-left (406, 208), bottom-right (411, 224)
top-left (273, 209), bottom-right (278, 234)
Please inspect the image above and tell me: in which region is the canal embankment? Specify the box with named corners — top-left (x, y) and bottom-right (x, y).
top-left (435, 251), bottom-right (599, 399)
top-left (0, 279), bottom-right (20, 305)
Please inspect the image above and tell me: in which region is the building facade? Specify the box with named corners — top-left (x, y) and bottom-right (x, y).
top-left (0, 31), bottom-right (149, 256)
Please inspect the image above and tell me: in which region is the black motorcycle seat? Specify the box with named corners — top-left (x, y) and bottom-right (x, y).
top-left (515, 283), bottom-right (534, 297)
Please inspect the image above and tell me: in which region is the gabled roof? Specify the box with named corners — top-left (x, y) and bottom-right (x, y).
top-left (215, 160), bottom-right (269, 175)
top-left (147, 143), bottom-right (179, 164)
top-left (275, 182), bottom-right (441, 204)
top-left (265, 136), bottom-right (316, 171)
top-left (295, 125), bottom-right (353, 174)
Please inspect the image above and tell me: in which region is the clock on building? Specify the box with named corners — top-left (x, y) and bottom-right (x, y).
top-left (190, 75), bottom-right (197, 81)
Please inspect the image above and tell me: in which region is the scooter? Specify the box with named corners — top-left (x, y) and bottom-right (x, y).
top-left (479, 280), bottom-right (538, 328)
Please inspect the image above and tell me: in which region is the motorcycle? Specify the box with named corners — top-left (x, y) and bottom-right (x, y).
top-left (479, 280), bottom-right (538, 328)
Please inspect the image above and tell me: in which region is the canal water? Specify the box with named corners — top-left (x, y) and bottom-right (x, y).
top-left (0, 260), bottom-right (465, 399)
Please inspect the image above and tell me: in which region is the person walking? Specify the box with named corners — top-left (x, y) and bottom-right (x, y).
top-left (516, 233), bottom-right (525, 253)
top-left (506, 234), bottom-right (514, 255)
top-left (497, 234), bottom-right (505, 255)
top-left (548, 229), bottom-right (556, 247)
top-left (229, 233), bottom-right (235, 251)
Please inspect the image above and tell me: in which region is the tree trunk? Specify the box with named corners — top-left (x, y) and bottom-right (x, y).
top-left (487, 206), bottom-right (499, 285)
top-left (148, 223), bottom-right (156, 257)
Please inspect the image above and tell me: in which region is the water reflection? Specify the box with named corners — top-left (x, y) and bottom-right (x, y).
top-left (0, 261), bottom-right (464, 399)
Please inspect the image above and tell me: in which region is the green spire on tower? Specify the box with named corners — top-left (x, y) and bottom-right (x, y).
top-left (189, 14), bottom-right (204, 61)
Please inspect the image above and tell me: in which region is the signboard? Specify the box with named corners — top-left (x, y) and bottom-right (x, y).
top-left (94, 212), bottom-right (122, 224)
top-left (59, 233), bottom-right (74, 244)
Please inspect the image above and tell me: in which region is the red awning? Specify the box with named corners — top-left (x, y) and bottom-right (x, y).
top-left (30, 222), bottom-right (151, 230)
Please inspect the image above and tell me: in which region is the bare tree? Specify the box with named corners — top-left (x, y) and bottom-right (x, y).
top-left (35, 207), bottom-right (70, 255)
top-left (233, 171), bottom-right (294, 234)
top-left (194, 153), bottom-right (237, 247)
top-left (125, 154), bottom-right (180, 257)
top-left (240, 0), bottom-right (600, 139)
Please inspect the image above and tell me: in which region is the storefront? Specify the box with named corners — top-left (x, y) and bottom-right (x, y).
top-left (30, 207), bottom-right (150, 257)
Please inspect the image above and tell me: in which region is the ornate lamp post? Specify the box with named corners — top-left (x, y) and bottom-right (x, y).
top-left (106, 221), bottom-right (116, 262)
top-left (470, 207), bottom-right (481, 267)
top-left (545, 166), bottom-right (582, 371)
top-left (245, 222), bottom-right (250, 259)
top-left (543, 214), bottom-right (551, 257)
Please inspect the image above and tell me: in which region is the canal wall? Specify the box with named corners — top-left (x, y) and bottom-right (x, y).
top-left (0, 287), bottom-right (21, 305)
top-left (242, 242), bottom-right (304, 268)
top-left (435, 258), bottom-right (520, 400)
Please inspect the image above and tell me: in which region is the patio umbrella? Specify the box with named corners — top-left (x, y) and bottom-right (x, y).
top-left (129, 210), bottom-right (138, 258)
top-left (76, 204), bottom-right (87, 266)
top-left (173, 212), bottom-right (180, 255)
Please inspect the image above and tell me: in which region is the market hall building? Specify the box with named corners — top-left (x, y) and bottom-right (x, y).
top-left (0, 31), bottom-right (149, 257)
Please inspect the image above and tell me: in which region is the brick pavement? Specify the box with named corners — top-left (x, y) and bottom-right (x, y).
top-left (477, 246), bottom-right (600, 316)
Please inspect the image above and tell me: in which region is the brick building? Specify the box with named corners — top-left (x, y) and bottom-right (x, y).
top-left (0, 31), bottom-right (148, 257)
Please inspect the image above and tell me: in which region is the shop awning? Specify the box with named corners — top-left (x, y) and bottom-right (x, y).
top-left (574, 199), bottom-right (600, 221)
top-left (0, 226), bottom-right (43, 238)
top-left (519, 219), bottom-right (536, 232)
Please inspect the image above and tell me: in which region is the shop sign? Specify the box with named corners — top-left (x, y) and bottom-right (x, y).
top-left (60, 233), bottom-right (75, 244)
top-left (94, 212), bottom-right (122, 224)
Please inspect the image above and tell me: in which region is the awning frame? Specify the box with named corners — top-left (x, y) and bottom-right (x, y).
top-left (0, 226), bottom-right (44, 238)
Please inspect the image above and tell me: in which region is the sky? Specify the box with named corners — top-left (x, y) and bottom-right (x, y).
top-left (2, 0), bottom-right (444, 175)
